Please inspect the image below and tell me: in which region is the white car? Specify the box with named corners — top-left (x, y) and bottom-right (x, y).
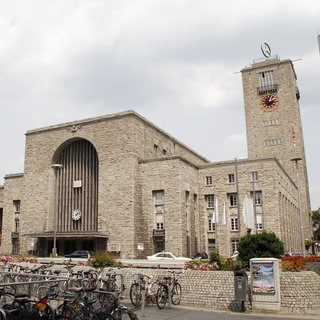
top-left (146, 252), bottom-right (191, 261)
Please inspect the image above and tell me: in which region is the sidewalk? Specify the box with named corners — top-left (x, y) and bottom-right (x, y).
top-left (131, 305), bottom-right (320, 320)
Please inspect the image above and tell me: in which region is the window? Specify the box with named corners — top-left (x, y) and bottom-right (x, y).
top-left (205, 176), bottom-right (213, 186)
top-left (259, 70), bottom-right (275, 87)
top-left (264, 138), bottom-right (281, 146)
top-left (156, 213), bottom-right (164, 230)
top-left (253, 191), bottom-right (262, 205)
top-left (153, 144), bottom-right (158, 154)
top-left (251, 171), bottom-right (259, 182)
top-left (15, 218), bottom-right (20, 233)
top-left (228, 174), bottom-right (235, 184)
top-left (162, 149), bottom-right (167, 155)
top-left (208, 239), bottom-right (216, 250)
top-left (208, 216), bottom-right (215, 232)
top-left (231, 217), bottom-right (239, 231)
top-left (12, 239), bottom-right (19, 254)
top-left (206, 195), bottom-right (215, 208)
top-left (229, 193), bottom-right (237, 207)
top-left (13, 200), bottom-right (20, 213)
top-left (154, 190), bottom-right (164, 205)
top-left (258, 70), bottom-right (278, 93)
top-left (256, 214), bottom-right (263, 230)
top-left (263, 119), bottom-right (279, 126)
top-left (231, 239), bottom-right (239, 253)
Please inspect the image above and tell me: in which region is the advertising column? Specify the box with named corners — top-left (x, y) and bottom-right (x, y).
top-left (250, 258), bottom-right (281, 311)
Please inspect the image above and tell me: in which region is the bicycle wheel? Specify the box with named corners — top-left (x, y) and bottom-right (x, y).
top-left (0, 309), bottom-right (5, 320)
top-left (95, 313), bottom-right (117, 320)
top-left (37, 285), bottom-right (50, 299)
top-left (129, 283), bottom-right (142, 306)
top-left (171, 282), bottom-right (182, 305)
top-left (112, 307), bottom-right (138, 320)
top-left (156, 285), bottom-right (167, 309)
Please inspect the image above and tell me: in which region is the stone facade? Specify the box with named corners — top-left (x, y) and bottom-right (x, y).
top-left (242, 57), bottom-right (312, 243)
top-left (0, 56), bottom-right (312, 259)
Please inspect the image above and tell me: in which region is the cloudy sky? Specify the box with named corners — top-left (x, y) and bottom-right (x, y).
top-left (0, 0), bottom-right (319, 209)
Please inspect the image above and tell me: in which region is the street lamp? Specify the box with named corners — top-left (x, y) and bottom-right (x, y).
top-left (51, 163), bottom-right (63, 257)
top-left (291, 157), bottom-right (305, 257)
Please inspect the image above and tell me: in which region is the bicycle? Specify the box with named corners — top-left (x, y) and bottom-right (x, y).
top-left (94, 288), bottom-right (138, 320)
top-left (155, 270), bottom-right (182, 309)
top-left (0, 287), bottom-right (53, 319)
top-left (129, 273), bottom-right (158, 306)
top-left (97, 269), bottom-right (124, 295)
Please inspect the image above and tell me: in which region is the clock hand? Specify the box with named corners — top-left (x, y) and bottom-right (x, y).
top-left (268, 96), bottom-right (274, 103)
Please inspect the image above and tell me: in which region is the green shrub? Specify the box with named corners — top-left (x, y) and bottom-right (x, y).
top-left (219, 257), bottom-right (244, 271)
top-left (90, 252), bottom-right (119, 268)
top-left (209, 249), bottom-right (222, 264)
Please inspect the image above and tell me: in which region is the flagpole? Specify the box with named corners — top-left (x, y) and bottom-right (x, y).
top-left (215, 196), bottom-right (219, 252)
top-left (235, 158), bottom-right (241, 244)
top-left (252, 176), bottom-right (257, 234)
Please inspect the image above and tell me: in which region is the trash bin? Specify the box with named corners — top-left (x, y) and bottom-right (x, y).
top-left (234, 270), bottom-right (247, 312)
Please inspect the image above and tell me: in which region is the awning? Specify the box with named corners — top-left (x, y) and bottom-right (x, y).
top-left (25, 232), bottom-right (108, 239)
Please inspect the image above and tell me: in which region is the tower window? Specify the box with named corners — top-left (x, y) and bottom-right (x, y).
top-left (258, 70), bottom-right (278, 94)
top-left (264, 139), bottom-right (281, 146)
top-left (263, 119), bottom-right (280, 126)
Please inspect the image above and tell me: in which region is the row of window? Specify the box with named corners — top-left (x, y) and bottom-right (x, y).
top-left (208, 217), bottom-right (263, 232)
top-left (263, 119), bottom-right (280, 126)
top-left (205, 171), bottom-right (259, 186)
top-left (208, 238), bottom-right (240, 255)
top-left (264, 138), bottom-right (281, 146)
top-left (205, 192), bottom-right (262, 208)
top-left (153, 144), bottom-right (167, 156)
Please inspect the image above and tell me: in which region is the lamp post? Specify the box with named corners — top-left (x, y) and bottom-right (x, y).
top-left (291, 157), bottom-right (305, 257)
top-left (51, 164), bottom-right (63, 257)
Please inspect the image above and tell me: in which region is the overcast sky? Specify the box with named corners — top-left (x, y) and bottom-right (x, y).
top-left (0, 0), bottom-right (319, 209)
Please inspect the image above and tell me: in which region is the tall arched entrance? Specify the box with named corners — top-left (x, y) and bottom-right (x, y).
top-left (37, 139), bottom-right (107, 256)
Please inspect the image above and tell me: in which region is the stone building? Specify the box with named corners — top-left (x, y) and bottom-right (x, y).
top-left (0, 54), bottom-right (312, 258)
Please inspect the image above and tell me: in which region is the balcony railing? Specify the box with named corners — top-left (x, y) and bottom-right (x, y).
top-left (257, 84), bottom-right (278, 95)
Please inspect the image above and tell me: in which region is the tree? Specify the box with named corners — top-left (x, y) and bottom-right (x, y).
top-left (238, 231), bottom-right (284, 268)
top-left (312, 209), bottom-right (320, 242)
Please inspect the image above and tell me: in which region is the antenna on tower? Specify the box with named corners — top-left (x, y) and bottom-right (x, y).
top-left (318, 34), bottom-right (320, 55)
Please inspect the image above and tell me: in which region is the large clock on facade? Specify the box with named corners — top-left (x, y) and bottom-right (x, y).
top-left (261, 94), bottom-right (278, 111)
top-left (72, 209), bottom-right (82, 221)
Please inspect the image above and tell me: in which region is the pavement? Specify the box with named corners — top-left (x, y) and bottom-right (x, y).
top-left (130, 304), bottom-right (320, 320)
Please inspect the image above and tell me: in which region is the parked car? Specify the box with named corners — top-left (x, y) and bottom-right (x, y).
top-left (146, 252), bottom-right (191, 261)
top-left (192, 252), bottom-right (208, 260)
top-left (64, 250), bottom-right (92, 259)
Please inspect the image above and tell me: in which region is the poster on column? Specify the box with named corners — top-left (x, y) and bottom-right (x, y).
top-left (251, 261), bottom-right (275, 294)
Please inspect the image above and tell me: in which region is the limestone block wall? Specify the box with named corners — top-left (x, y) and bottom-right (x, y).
top-left (114, 268), bottom-right (320, 315)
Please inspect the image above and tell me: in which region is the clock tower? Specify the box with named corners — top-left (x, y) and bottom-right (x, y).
top-left (241, 53), bottom-right (312, 241)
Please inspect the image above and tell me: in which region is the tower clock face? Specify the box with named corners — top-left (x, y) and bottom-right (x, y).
top-left (261, 94), bottom-right (278, 111)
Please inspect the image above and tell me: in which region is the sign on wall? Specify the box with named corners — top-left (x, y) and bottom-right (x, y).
top-left (251, 261), bottom-right (275, 294)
